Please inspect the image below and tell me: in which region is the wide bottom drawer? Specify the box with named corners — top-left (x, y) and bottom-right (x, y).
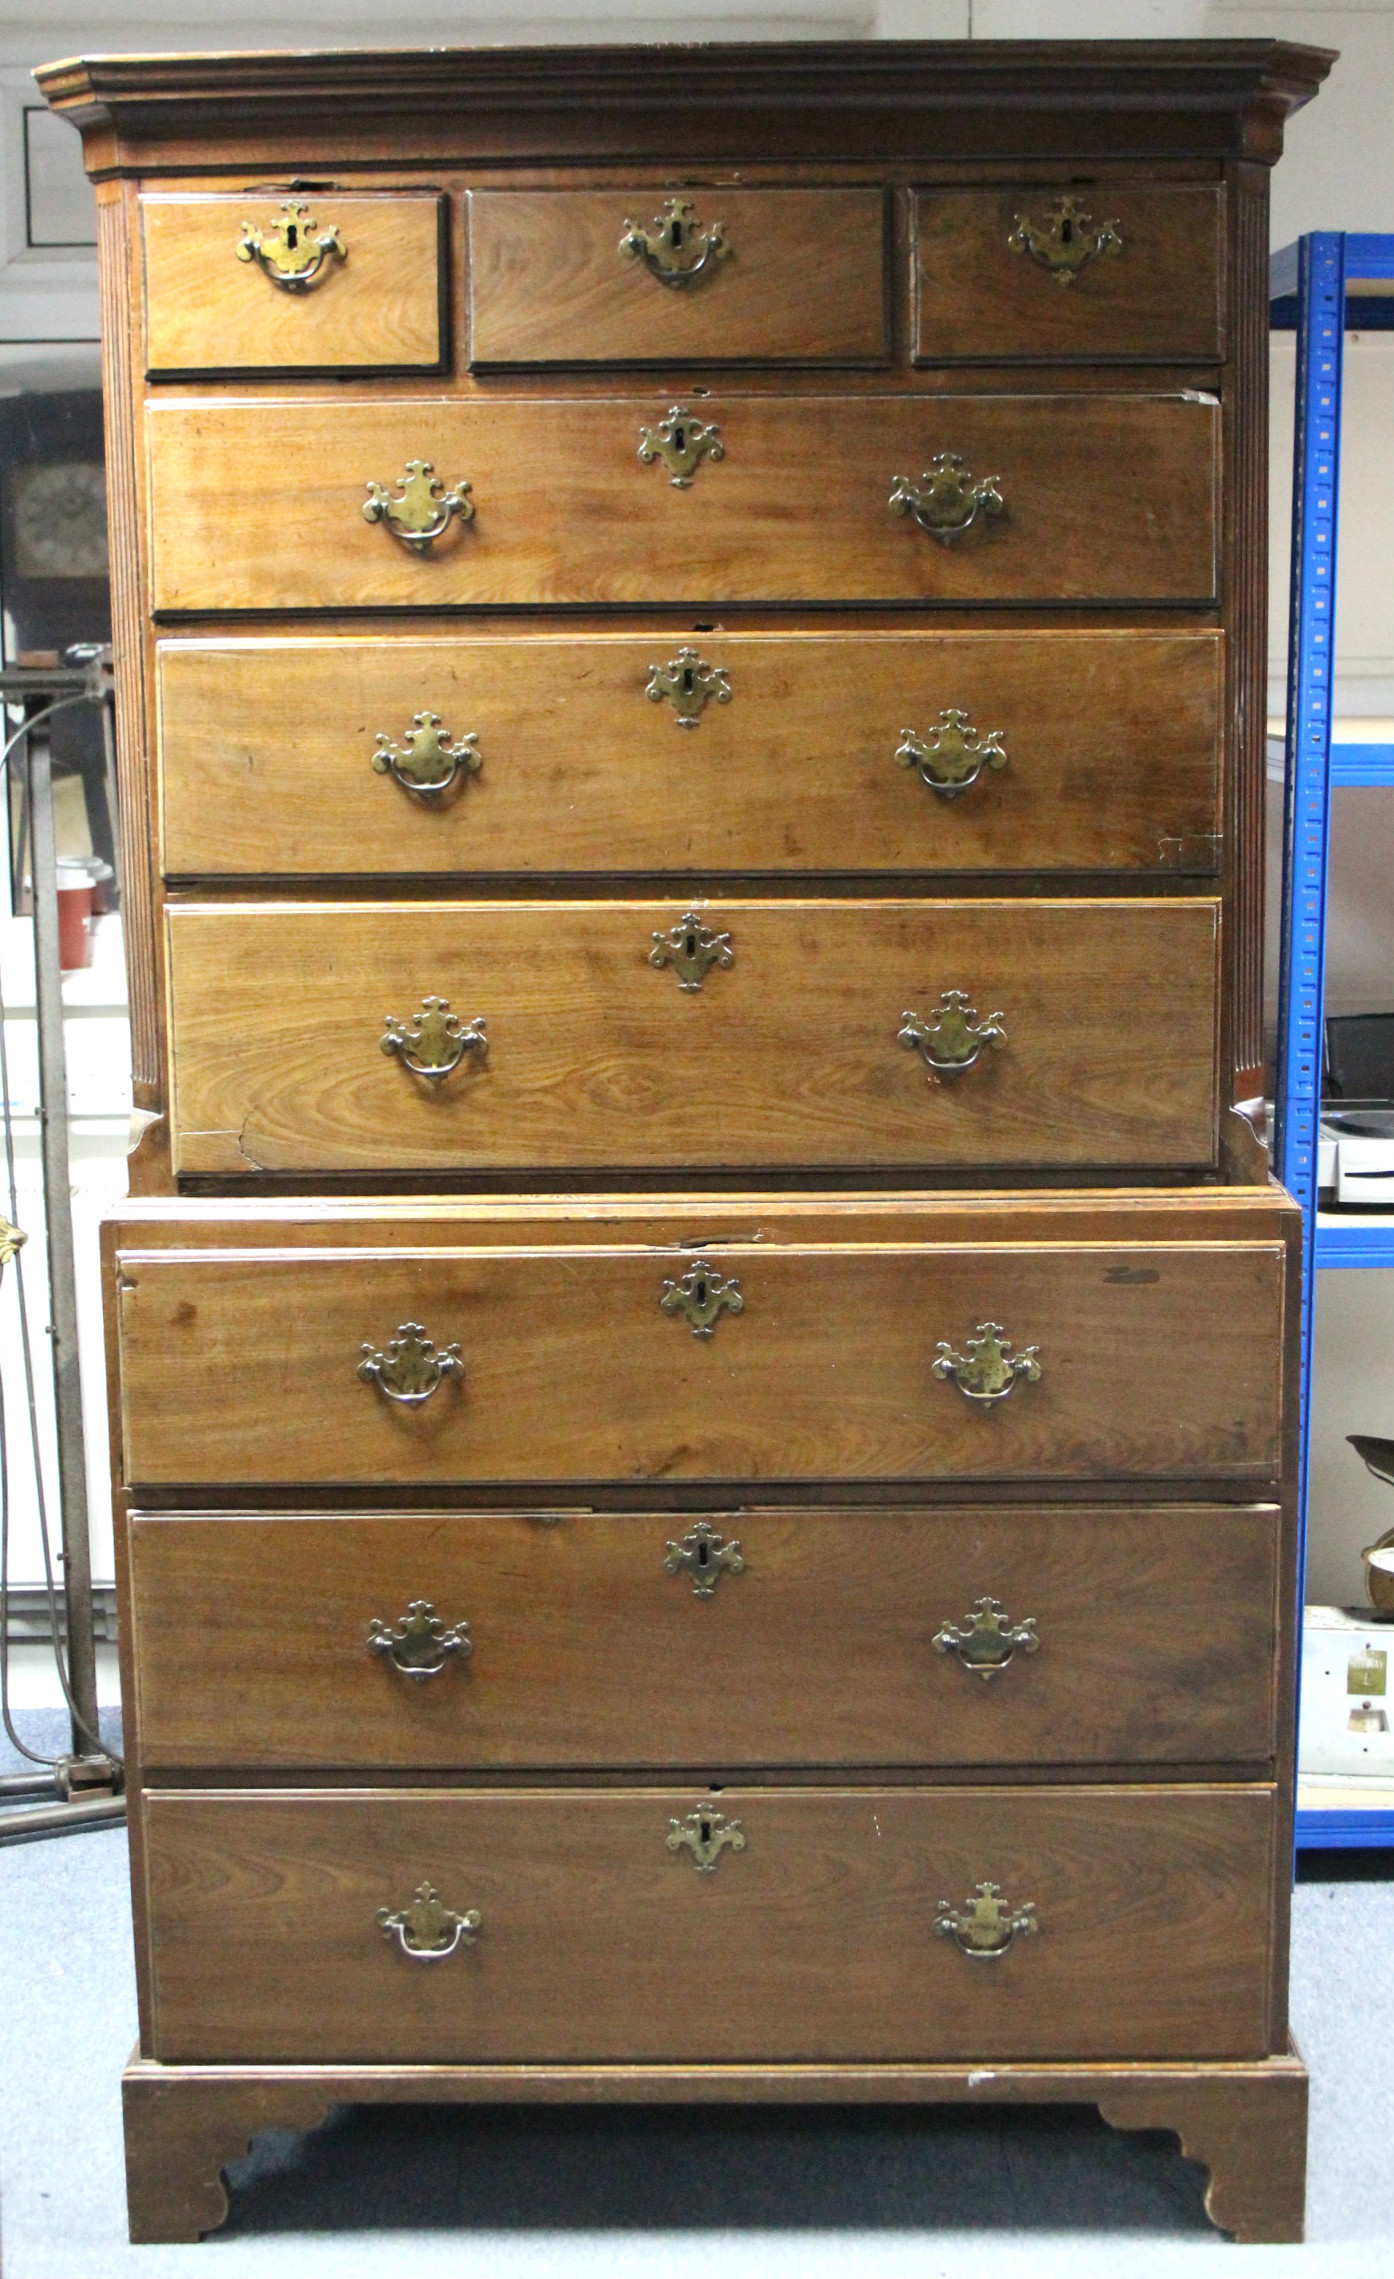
top-left (142, 1786), bottom-right (1276, 2065)
top-left (128, 1505), bottom-right (1280, 1771)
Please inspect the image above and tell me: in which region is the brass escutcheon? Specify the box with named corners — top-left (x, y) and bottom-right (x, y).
top-left (638, 406), bottom-right (725, 489)
top-left (933, 1322), bottom-right (1042, 1405)
top-left (236, 197), bottom-right (346, 289)
top-left (367, 1599), bottom-right (472, 1680)
top-left (363, 461), bottom-right (474, 552)
top-left (372, 712), bottom-right (482, 798)
top-left (897, 711), bottom-right (1008, 800)
top-left (649, 912), bottom-right (734, 992)
top-left (381, 997), bottom-right (488, 1080)
top-left (667, 1808), bottom-right (745, 1872)
top-left (664, 1520), bottom-right (746, 1598)
top-left (889, 455), bottom-right (1005, 545)
top-left (378, 1882), bottom-right (481, 1960)
top-left (358, 1323), bottom-right (464, 1406)
top-left (934, 1596), bottom-right (1040, 1678)
top-left (620, 196), bottom-right (731, 288)
top-left (646, 648), bottom-right (732, 727)
top-left (1008, 195), bottom-right (1123, 285)
top-left (661, 1260), bottom-right (743, 1339)
top-left (935, 1882), bottom-right (1038, 1958)
top-left (899, 991), bottom-right (1006, 1077)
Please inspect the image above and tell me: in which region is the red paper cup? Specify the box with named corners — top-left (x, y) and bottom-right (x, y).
top-left (56, 863), bottom-right (96, 970)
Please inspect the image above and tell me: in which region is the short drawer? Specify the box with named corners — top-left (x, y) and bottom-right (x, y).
top-left (112, 1208), bottom-right (1288, 1488)
top-left (129, 1504), bottom-right (1280, 1771)
top-left (142, 1785), bottom-right (1276, 2063)
top-left (142, 193), bottom-right (447, 375)
top-left (467, 187), bottom-right (886, 365)
top-left (164, 897), bottom-right (1221, 1176)
top-left (145, 393), bottom-right (1219, 610)
top-left (155, 629), bottom-right (1222, 880)
top-left (913, 185), bottom-right (1224, 364)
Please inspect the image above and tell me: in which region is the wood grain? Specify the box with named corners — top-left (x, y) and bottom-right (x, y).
top-left (141, 193), bottom-right (445, 374)
top-left (913, 185), bottom-right (1223, 364)
top-left (155, 628), bottom-right (1222, 880)
top-left (141, 1784), bottom-right (1276, 2064)
top-left (128, 1503), bottom-right (1280, 1770)
top-left (468, 188), bottom-right (885, 365)
top-left (163, 897), bottom-right (1221, 1175)
top-left (145, 394), bottom-right (1220, 612)
top-left (113, 1222), bottom-right (1286, 1487)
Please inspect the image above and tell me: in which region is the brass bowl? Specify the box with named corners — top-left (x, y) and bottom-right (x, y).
top-left (1362, 1533), bottom-right (1394, 1616)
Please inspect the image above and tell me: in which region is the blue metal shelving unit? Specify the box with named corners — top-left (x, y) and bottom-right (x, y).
top-left (1272, 232), bottom-right (1394, 1850)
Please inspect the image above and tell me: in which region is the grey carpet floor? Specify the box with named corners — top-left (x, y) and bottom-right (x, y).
top-left (1, 1710), bottom-right (1389, 2276)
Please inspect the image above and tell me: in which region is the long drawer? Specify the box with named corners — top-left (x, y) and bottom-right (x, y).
top-left (141, 1786), bottom-right (1276, 2064)
top-left (129, 1505), bottom-right (1280, 1770)
top-left (164, 898), bottom-right (1221, 1176)
top-left (156, 629), bottom-right (1222, 880)
top-left (145, 394), bottom-right (1219, 611)
top-left (111, 1203), bottom-right (1289, 1488)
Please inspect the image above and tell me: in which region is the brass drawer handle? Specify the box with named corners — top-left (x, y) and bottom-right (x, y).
top-left (620, 196), bottom-right (731, 289)
top-left (934, 1322), bottom-right (1041, 1405)
top-left (661, 1260), bottom-right (743, 1338)
top-left (667, 1809), bottom-right (745, 1872)
top-left (899, 991), bottom-right (1005, 1076)
top-left (890, 455), bottom-right (1004, 546)
top-left (650, 912), bottom-right (733, 993)
top-left (381, 996), bottom-right (487, 1080)
top-left (372, 713), bottom-right (482, 798)
top-left (935, 1882), bottom-right (1037, 1959)
top-left (664, 1521), bottom-right (746, 1598)
top-left (897, 711), bottom-right (1007, 800)
top-left (1009, 195), bottom-right (1122, 285)
top-left (236, 197), bottom-right (345, 290)
top-left (367, 1599), bottom-right (472, 1680)
top-left (363, 460), bottom-right (474, 553)
top-left (934, 1596), bottom-right (1039, 1678)
top-left (638, 406), bottom-right (724, 489)
top-left (646, 648), bottom-right (732, 726)
top-left (378, 1882), bottom-right (481, 1961)
top-left (358, 1323), bottom-right (463, 1406)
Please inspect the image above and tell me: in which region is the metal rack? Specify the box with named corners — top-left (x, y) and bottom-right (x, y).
top-left (1272, 231), bottom-right (1394, 1850)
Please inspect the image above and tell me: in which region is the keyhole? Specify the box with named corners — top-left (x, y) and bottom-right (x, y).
top-left (1060, 218), bottom-right (1073, 244)
top-left (699, 1819), bottom-right (712, 1845)
top-left (681, 667), bottom-right (695, 694)
top-left (673, 427), bottom-right (686, 452)
top-left (670, 220), bottom-right (683, 248)
top-left (286, 222), bottom-right (299, 249)
top-left (693, 1276), bottom-right (708, 1307)
top-left (684, 932), bottom-right (698, 961)
top-left (697, 1540), bottom-right (710, 1567)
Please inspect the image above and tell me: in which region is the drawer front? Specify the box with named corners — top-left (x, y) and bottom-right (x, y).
top-left (115, 1235), bottom-right (1284, 1487)
top-left (156, 630), bottom-right (1222, 880)
top-left (146, 394), bottom-right (1219, 611)
top-left (164, 898), bottom-right (1220, 1176)
top-left (130, 1504), bottom-right (1280, 1770)
top-left (142, 1786), bottom-right (1275, 2063)
top-left (913, 186), bottom-right (1223, 365)
top-left (142, 193), bottom-right (446, 375)
top-left (467, 188), bottom-right (887, 366)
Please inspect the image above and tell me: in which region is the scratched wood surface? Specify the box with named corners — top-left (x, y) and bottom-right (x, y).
top-left (163, 897), bottom-right (1221, 1174)
top-left (155, 628), bottom-right (1222, 878)
top-left (113, 1227), bottom-right (1285, 1487)
top-left (141, 192), bottom-right (445, 372)
top-left (468, 187), bottom-right (887, 365)
top-left (145, 393), bottom-right (1220, 611)
top-left (128, 1503), bottom-right (1280, 1770)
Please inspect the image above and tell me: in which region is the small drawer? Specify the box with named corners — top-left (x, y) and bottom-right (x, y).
top-left (163, 895), bottom-right (1221, 1176)
top-left (466, 187), bottom-right (887, 365)
top-left (145, 393), bottom-right (1219, 611)
top-left (142, 192), bottom-right (447, 376)
top-left (111, 1198), bottom-right (1289, 1489)
top-left (913, 185), bottom-right (1224, 365)
top-left (142, 1785), bottom-right (1276, 2064)
top-left (155, 629), bottom-right (1222, 881)
top-left (129, 1504), bottom-right (1281, 1771)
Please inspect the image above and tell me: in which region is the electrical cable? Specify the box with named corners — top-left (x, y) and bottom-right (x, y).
top-left (0, 691), bottom-right (122, 1771)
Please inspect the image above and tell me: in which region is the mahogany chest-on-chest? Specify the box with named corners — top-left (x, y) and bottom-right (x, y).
top-left (38, 36), bottom-right (1332, 2243)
